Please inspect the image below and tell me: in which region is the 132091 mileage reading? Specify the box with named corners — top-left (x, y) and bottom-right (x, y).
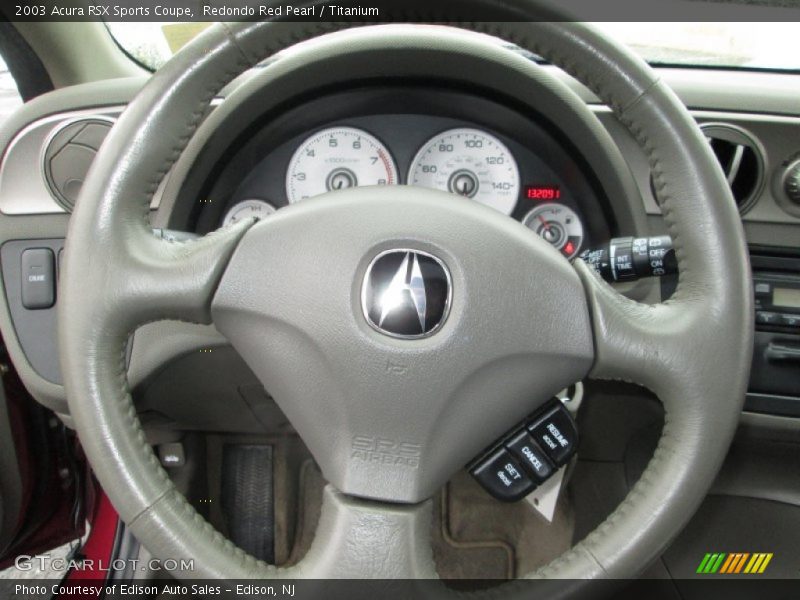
top-left (525, 185), bottom-right (561, 200)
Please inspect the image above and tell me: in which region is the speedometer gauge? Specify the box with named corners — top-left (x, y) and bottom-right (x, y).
top-left (286, 127), bottom-right (398, 203)
top-left (408, 128), bottom-right (520, 215)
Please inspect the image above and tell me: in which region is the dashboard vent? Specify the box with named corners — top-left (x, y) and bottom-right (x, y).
top-left (42, 117), bottom-right (114, 211)
top-left (700, 123), bottom-right (764, 215)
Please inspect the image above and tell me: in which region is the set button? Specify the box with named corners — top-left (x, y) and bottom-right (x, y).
top-left (471, 448), bottom-right (536, 502)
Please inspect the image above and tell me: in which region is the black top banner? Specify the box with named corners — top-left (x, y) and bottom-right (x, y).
top-left (4, 0), bottom-right (800, 22)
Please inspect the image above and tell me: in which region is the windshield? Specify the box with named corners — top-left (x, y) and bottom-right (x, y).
top-left (0, 55), bottom-right (23, 126)
top-left (107, 22), bottom-right (800, 72)
top-left (597, 22), bottom-right (798, 70)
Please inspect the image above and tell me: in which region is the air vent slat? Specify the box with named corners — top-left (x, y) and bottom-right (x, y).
top-left (726, 143), bottom-right (745, 186)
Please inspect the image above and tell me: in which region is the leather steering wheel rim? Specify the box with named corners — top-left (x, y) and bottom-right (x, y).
top-left (59, 3), bottom-right (753, 587)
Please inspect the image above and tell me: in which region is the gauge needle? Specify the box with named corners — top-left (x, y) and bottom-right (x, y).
top-left (538, 215), bottom-right (551, 231)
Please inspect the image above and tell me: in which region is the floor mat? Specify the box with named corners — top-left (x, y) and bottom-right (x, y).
top-left (433, 469), bottom-right (575, 579)
top-left (221, 444), bottom-right (275, 563)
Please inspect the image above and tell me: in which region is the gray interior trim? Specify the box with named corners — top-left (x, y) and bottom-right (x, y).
top-left (0, 78), bottom-right (147, 219)
top-left (127, 321), bottom-right (227, 391)
top-left (0, 215), bottom-right (69, 413)
top-left (0, 77), bottom-right (146, 153)
top-left (738, 411), bottom-right (800, 442)
top-left (549, 65), bottom-right (800, 117)
top-left (0, 109), bottom-right (120, 215)
top-left (0, 106), bottom-right (169, 216)
top-left (0, 239), bottom-right (64, 384)
top-left (711, 434), bottom-right (800, 509)
top-left (742, 220), bottom-right (800, 248)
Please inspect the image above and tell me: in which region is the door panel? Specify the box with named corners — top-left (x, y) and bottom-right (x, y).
top-left (0, 338), bottom-right (85, 567)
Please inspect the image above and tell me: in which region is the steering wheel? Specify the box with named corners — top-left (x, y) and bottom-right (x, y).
top-left (59, 5), bottom-right (753, 588)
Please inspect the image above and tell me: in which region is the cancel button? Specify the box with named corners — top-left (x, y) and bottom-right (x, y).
top-left (506, 430), bottom-right (554, 482)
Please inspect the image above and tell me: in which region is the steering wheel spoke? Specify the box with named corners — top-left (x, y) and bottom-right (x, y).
top-left (297, 486), bottom-right (438, 579)
top-left (66, 219), bottom-right (253, 334)
top-left (574, 260), bottom-right (701, 406)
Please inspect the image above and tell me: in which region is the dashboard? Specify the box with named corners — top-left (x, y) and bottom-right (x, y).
top-left (191, 87), bottom-right (612, 261)
top-left (0, 40), bottom-right (799, 422)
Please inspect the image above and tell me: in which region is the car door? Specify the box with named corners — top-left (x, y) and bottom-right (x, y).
top-left (0, 31), bottom-right (87, 571)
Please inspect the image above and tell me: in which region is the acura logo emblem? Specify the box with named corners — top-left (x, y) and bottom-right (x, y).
top-left (361, 249), bottom-right (452, 339)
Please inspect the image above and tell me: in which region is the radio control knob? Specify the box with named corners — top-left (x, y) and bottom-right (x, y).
top-left (785, 162), bottom-right (800, 205)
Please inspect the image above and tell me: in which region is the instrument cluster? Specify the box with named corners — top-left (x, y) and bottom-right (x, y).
top-left (219, 117), bottom-right (594, 259)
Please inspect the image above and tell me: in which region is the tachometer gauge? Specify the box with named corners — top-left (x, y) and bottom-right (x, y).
top-left (408, 128), bottom-right (520, 215)
top-left (222, 199), bottom-right (276, 226)
top-left (522, 203), bottom-right (584, 259)
top-left (286, 127), bottom-right (398, 203)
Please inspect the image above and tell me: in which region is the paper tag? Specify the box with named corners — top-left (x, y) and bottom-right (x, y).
top-left (525, 467), bottom-right (565, 522)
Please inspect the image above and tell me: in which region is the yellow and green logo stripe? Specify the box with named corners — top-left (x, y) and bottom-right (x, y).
top-left (696, 552), bottom-right (773, 574)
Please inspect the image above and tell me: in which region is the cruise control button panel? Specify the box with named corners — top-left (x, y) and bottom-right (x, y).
top-left (469, 399), bottom-right (578, 502)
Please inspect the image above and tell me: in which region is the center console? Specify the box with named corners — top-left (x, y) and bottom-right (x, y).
top-left (746, 248), bottom-right (800, 417)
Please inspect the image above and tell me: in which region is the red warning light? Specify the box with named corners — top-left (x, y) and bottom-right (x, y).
top-left (525, 185), bottom-right (561, 200)
top-left (563, 241), bottom-right (575, 256)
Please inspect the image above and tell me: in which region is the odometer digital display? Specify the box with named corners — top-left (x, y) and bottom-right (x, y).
top-left (525, 185), bottom-right (561, 200)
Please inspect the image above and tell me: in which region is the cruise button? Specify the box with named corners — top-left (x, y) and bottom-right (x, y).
top-left (528, 404), bottom-right (578, 467)
top-left (21, 248), bottom-right (56, 310)
top-left (506, 430), bottom-right (554, 482)
top-left (471, 448), bottom-right (535, 502)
